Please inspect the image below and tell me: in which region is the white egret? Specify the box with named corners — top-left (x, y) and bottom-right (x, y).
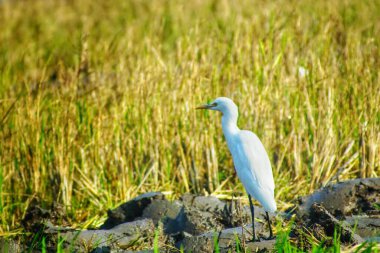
top-left (197, 97), bottom-right (276, 241)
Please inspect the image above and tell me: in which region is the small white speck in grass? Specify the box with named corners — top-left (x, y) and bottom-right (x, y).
top-left (298, 66), bottom-right (309, 78)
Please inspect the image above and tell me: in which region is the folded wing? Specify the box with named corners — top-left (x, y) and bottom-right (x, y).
top-left (232, 130), bottom-right (276, 212)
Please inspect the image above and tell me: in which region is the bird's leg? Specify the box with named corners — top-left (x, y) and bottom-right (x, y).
top-left (248, 195), bottom-right (259, 242)
top-left (265, 211), bottom-right (275, 240)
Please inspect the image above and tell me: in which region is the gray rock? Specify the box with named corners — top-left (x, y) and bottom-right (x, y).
top-left (179, 226), bottom-right (276, 253)
top-left (289, 178), bottom-right (380, 248)
top-left (64, 219), bottom-right (155, 251)
top-left (168, 194), bottom-right (229, 236)
top-left (296, 178), bottom-right (380, 217)
top-left (99, 192), bottom-right (275, 244)
top-left (181, 194), bottom-right (226, 211)
top-left (345, 215), bottom-right (380, 238)
top-left (18, 180), bottom-right (380, 252)
top-left (142, 199), bottom-right (183, 234)
top-left (101, 192), bottom-right (165, 229)
top-left (178, 194), bottom-right (273, 236)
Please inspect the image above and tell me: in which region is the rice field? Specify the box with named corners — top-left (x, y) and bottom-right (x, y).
top-left (0, 0), bottom-right (379, 235)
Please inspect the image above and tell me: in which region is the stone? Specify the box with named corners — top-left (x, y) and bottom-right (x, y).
top-left (179, 226), bottom-right (276, 253)
top-left (64, 219), bottom-right (155, 251)
top-left (344, 215), bottom-right (380, 238)
top-left (101, 192), bottom-right (165, 229)
top-left (295, 178), bottom-right (380, 217)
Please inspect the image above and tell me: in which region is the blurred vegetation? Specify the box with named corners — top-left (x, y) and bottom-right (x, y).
top-left (0, 0), bottom-right (379, 233)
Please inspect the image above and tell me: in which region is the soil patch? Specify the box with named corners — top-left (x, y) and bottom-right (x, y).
top-left (9, 178), bottom-right (380, 252)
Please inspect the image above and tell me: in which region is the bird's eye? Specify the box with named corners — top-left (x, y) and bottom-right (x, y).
top-left (212, 102), bottom-right (218, 107)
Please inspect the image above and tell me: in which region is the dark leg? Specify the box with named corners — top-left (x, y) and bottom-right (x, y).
top-left (248, 195), bottom-right (259, 242)
top-left (265, 211), bottom-right (274, 239)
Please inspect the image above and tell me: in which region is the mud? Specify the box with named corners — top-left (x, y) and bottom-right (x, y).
top-left (21, 200), bottom-right (70, 234)
top-left (345, 216), bottom-right (380, 238)
top-left (8, 178), bottom-right (380, 252)
top-left (101, 192), bottom-right (166, 229)
top-left (299, 203), bottom-right (364, 246)
top-left (295, 178), bottom-right (380, 217)
top-left (0, 238), bottom-right (21, 253)
top-left (180, 227), bottom-right (276, 253)
top-left (64, 219), bottom-right (155, 251)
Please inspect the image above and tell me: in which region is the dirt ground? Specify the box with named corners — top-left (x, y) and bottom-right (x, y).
top-left (2, 178), bottom-right (379, 252)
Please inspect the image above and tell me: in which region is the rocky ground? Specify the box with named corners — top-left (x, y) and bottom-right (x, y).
top-left (1, 178), bottom-right (379, 252)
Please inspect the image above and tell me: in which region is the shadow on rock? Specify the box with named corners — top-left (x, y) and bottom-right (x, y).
top-left (17, 178), bottom-right (380, 252)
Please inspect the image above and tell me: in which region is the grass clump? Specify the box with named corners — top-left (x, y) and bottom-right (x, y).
top-left (0, 0), bottom-right (379, 237)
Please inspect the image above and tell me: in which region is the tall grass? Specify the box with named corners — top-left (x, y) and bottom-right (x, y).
top-left (0, 0), bottom-right (379, 232)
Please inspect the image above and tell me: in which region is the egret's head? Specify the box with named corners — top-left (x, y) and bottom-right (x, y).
top-left (196, 97), bottom-right (238, 116)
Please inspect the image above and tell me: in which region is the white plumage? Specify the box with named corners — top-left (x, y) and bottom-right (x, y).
top-left (231, 130), bottom-right (276, 212)
top-left (197, 96), bottom-right (276, 240)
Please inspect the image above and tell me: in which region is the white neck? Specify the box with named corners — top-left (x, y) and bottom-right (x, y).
top-left (222, 110), bottom-right (239, 139)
